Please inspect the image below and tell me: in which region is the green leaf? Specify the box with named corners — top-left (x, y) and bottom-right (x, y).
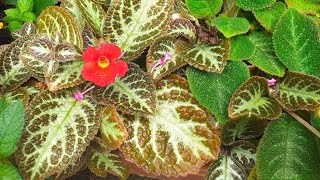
top-left (248, 165), bottom-right (257, 180)
top-left (248, 32), bottom-right (286, 77)
top-left (20, 11), bottom-right (36, 22)
top-left (176, 0), bottom-right (197, 21)
top-left (17, 0), bottom-right (33, 13)
top-left (36, 6), bottom-right (83, 49)
top-left (167, 17), bottom-right (197, 42)
top-left (8, 21), bottom-right (23, 31)
top-left (273, 8), bottom-right (320, 77)
top-left (222, 0), bottom-right (240, 17)
top-left (100, 106), bottom-right (127, 151)
top-left (120, 75), bottom-right (220, 177)
top-left (253, 2), bottom-right (286, 31)
top-left (77, 0), bottom-right (106, 37)
top-left (212, 15), bottom-right (250, 38)
top-left (256, 114), bottom-right (320, 180)
top-left (105, 0), bottom-right (174, 61)
top-left (4, 8), bottom-right (21, 18)
top-left (5, 0), bottom-right (18, 6)
top-left (12, 22), bottom-right (36, 39)
top-left (229, 35), bottom-right (255, 61)
top-left (236, 0), bottom-right (276, 11)
top-left (92, 63), bottom-right (156, 115)
top-left (221, 118), bottom-right (267, 146)
top-left (228, 76), bottom-right (282, 120)
top-left (205, 155), bottom-right (248, 180)
top-left (86, 148), bottom-right (130, 179)
top-left (0, 163), bottom-right (22, 180)
top-left (285, 0), bottom-right (320, 16)
top-left (15, 90), bottom-right (99, 180)
top-left (0, 98), bottom-right (24, 158)
top-left (33, 0), bottom-right (58, 16)
top-left (61, 0), bottom-right (85, 30)
top-left (176, 39), bottom-right (230, 72)
top-left (146, 37), bottom-right (187, 80)
top-left (185, 0), bottom-right (223, 18)
top-left (187, 61), bottom-right (250, 123)
top-left (274, 71), bottom-right (320, 111)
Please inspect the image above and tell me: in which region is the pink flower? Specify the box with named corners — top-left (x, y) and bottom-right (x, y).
top-left (268, 78), bottom-right (277, 86)
top-left (151, 53), bottom-right (172, 73)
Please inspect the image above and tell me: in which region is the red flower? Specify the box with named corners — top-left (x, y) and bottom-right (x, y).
top-left (81, 43), bottom-right (128, 87)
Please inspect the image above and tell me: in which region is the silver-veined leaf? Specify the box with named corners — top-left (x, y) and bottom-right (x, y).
top-left (12, 22), bottom-right (36, 39)
top-left (146, 37), bottom-right (187, 80)
top-left (100, 106), bottom-right (128, 151)
top-left (176, 0), bottom-right (197, 21)
top-left (105, 0), bottom-right (174, 61)
top-left (86, 148), bottom-right (130, 179)
top-left (92, 63), bottom-right (156, 115)
top-left (15, 90), bottom-right (99, 180)
top-left (61, 0), bottom-right (86, 30)
top-left (176, 39), bottom-right (230, 72)
top-left (82, 25), bottom-right (98, 49)
top-left (275, 71), bottom-right (320, 111)
top-left (228, 76), bottom-right (282, 120)
top-left (120, 75), bottom-right (220, 177)
top-left (36, 6), bottom-right (83, 49)
top-left (230, 140), bottom-right (256, 171)
top-left (168, 18), bottom-right (196, 42)
top-left (2, 87), bottom-right (29, 107)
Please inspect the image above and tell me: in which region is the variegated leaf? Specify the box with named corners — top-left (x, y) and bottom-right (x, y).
top-left (92, 63), bottom-right (156, 115)
top-left (0, 44), bottom-right (9, 53)
top-left (86, 148), bottom-right (130, 179)
top-left (100, 106), bottom-right (128, 151)
top-left (21, 80), bottom-right (46, 100)
top-left (36, 6), bottom-right (83, 49)
top-left (168, 18), bottom-right (196, 42)
top-left (275, 71), bottom-right (320, 111)
top-left (105, 0), bottom-right (174, 61)
top-left (45, 60), bottom-right (85, 91)
top-left (205, 155), bottom-right (247, 180)
top-left (228, 76), bottom-right (282, 120)
top-left (176, 0), bottom-right (197, 21)
top-left (0, 35), bottom-right (35, 93)
top-left (82, 25), bottom-right (98, 49)
top-left (120, 75), bottom-right (220, 177)
top-left (77, 0), bottom-right (107, 37)
top-left (12, 22), bottom-right (36, 39)
top-left (61, 0), bottom-right (86, 30)
top-left (16, 91), bottom-right (99, 180)
top-left (176, 39), bottom-right (230, 72)
top-left (2, 87), bottom-right (29, 107)
top-left (146, 37), bottom-right (187, 80)
top-left (230, 141), bottom-right (256, 171)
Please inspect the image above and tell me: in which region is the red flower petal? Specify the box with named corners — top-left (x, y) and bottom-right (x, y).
top-left (113, 60), bottom-right (128, 78)
top-left (81, 62), bottom-right (98, 81)
top-left (99, 43), bottom-right (122, 61)
top-left (93, 66), bottom-right (117, 87)
top-left (82, 46), bottom-right (100, 62)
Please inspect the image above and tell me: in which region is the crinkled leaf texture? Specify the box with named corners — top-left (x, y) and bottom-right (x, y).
top-left (275, 71), bottom-right (320, 111)
top-left (236, 0), bottom-right (276, 11)
top-left (12, 22), bottom-right (36, 39)
top-left (212, 15), bottom-right (250, 38)
top-left (61, 0), bottom-right (86, 31)
top-left (228, 76), bottom-right (282, 120)
top-left (0, 98), bottom-right (24, 158)
top-left (187, 61), bottom-right (250, 124)
top-left (105, 0), bottom-right (174, 61)
top-left (185, 0), bottom-right (223, 18)
top-left (256, 114), bottom-right (320, 180)
top-left (229, 35), bottom-right (255, 61)
top-left (92, 63), bottom-right (156, 115)
top-left (273, 8), bottom-right (320, 77)
top-left (167, 17), bottom-right (196, 42)
top-left (16, 91), bottom-right (100, 180)
top-left (120, 75), bottom-right (220, 177)
top-left (285, 0), bottom-right (320, 16)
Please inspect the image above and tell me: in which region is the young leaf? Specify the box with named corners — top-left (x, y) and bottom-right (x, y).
top-left (100, 106), bottom-right (128, 151)
top-left (61, 0), bottom-right (85, 30)
top-left (185, 0), bottom-right (223, 18)
top-left (228, 76), bottom-right (282, 120)
top-left (15, 90), bottom-right (99, 180)
top-left (273, 8), bottom-right (320, 77)
top-left (92, 63), bottom-right (156, 115)
top-left (4, 8), bottom-right (21, 19)
top-left (205, 155), bottom-right (247, 180)
top-left (285, 0), bottom-right (320, 16)
top-left (176, 39), bottom-right (230, 72)
top-left (256, 114), bottom-right (320, 179)
top-left (20, 11), bottom-right (36, 22)
top-left (236, 0), bottom-right (276, 11)
top-left (8, 21), bottom-right (23, 31)
top-left (229, 35), bottom-right (255, 61)
top-left (36, 6), bottom-right (83, 48)
top-left (17, 0), bottom-right (33, 13)
top-left (33, 0), bottom-right (58, 16)
top-left (248, 32), bottom-right (286, 77)
top-left (77, 0), bottom-right (106, 37)
top-left (253, 2), bottom-right (286, 32)
top-left (104, 0), bottom-right (174, 61)
top-left (0, 35), bottom-right (34, 93)
top-left (0, 163), bottom-right (22, 180)
top-left (12, 22), bottom-right (36, 39)
top-left (221, 118), bottom-right (267, 146)
top-left (146, 37), bottom-right (187, 80)
top-left (187, 61), bottom-right (250, 123)
top-left (212, 15), bottom-right (250, 38)
top-left (0, 98), bottom-right (24, 158)
top-left (120, 75), bottom-right (220, 177)
top-left (230, 140), bottom-right (256, 171)
top-left (275, 71), bottom-right (320, 111)
top-left (167, 17), bottom-right (196, 42)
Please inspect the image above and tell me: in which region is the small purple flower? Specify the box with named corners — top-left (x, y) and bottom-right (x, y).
top-left (74, 86), bottom-right (95, 101)
top-left (151, 53), bottom-right (172, 73)
top-left (268, 78), bottom-right (277, 86)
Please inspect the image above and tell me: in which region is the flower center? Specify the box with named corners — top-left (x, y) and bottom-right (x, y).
top-left (98, 56), bottom-right (110, 68)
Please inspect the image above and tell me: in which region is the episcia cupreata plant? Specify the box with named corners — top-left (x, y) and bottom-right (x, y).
top-left (0, 0), bottom-right (319, 179)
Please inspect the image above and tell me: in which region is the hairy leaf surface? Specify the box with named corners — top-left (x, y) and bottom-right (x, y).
top-left (285, 0), bottom-right (320, 16)
top-left (185, 0), bottom-right (223, 18)
top-left (236, 0), bottom-right (276, 11)
top-left (229, 35), bottom-right (255, 61)
top-left (212, 15), bottom-right (250, 38)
